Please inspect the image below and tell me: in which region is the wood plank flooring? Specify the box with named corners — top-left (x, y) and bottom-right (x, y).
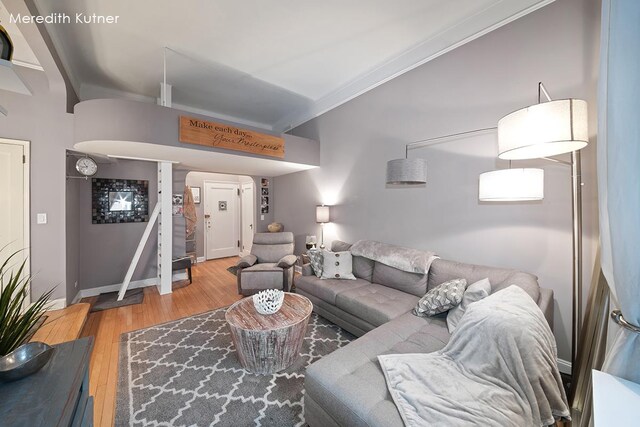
top-left (80, 257), bottom-right (242, 427)
top-left (30, 302), bottom-right (90, 345)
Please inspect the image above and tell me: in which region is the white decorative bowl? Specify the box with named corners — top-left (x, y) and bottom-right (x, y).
top-left (252, 289), bottom-right (285, 315)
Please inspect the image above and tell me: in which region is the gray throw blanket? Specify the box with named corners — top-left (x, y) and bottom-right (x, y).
top-left (349, 240), bottom-right (437, 274)
top-left (379, 286), bottom-right (570, 427)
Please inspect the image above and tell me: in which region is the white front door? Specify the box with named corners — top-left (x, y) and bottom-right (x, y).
top-left (204, 182), bottom-right (240, 260)
top-left (0, 139), bottom-right (29, 295)
top-left (240, 182), bottom-right (254, 256)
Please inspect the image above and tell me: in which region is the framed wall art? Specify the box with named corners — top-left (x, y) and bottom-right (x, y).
top-left (92, 178), bottom-right (149, 224)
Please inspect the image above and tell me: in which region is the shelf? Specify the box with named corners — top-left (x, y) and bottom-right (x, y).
top-left (0, 59), bottom-right (31, 96)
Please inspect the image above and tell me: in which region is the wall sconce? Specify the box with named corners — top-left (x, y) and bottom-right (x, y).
top-left (316, 205), bottom-right (330, 249)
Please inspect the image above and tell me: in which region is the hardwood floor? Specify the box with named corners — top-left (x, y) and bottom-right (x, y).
top-left (30, 302), bottom-right (90, 345)
top-left (79, 257), bottom-right (242, 427)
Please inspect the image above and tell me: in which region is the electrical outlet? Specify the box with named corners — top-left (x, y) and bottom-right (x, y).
top-left (36, 213), bottom-right (47, 224)
top-left (261, 215), bottom-right (265, 221)
top-left (74, 281), bottom-right (78, 288)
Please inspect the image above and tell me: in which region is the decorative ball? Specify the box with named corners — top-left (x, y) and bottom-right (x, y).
top-left (252, 289), bottom-right (285, 315)
top-left (267, 222), bottom-right (284, 232)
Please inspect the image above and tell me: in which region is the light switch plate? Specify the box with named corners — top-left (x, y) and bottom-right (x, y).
top-left (36, 213), bottom-right (47, 224)
top-left (261, 215), bottom-right (265, 221)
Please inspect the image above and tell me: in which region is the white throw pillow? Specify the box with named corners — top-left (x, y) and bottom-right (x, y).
top-left (446, 278), bottom-right (491, 333)
top-left (320, 250), bottom-right (356, 280)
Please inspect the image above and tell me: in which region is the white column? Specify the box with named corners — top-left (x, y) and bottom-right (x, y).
top-left (157, 162), bottom-right (173, 295)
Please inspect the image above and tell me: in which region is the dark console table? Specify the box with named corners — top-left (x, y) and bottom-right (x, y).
top-left (0, 336), bottom-right (94, 426)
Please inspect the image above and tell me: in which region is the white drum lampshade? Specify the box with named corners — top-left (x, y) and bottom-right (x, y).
top-left (479, 168), bottom-right (544, 201)
top-left (498, 99), bottom-right (588, 160)
top-left (316, 205), bottom-right (330, 223)
top-left (386, 158), bottom-right (427, 184)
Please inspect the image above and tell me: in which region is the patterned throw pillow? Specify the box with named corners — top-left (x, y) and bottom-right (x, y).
top-left (320, 250), bottom-right (356, 280)
top-left (413, 278), bottom-right (467, 317)
top-left (307, 249), bottom-right (323, 278)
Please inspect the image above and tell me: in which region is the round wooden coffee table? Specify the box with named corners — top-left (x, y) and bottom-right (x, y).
top-left (225, 293), bottom-right (313, 375)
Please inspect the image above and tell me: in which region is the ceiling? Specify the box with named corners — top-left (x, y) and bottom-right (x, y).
top-left (35, 0), bottom-right (554, 132)
top-left (0, 0), bottom-right (40, 69)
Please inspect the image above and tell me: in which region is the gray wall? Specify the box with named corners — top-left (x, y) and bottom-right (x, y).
top-left (184, 172), bottom-right (273, 259)
top-left (274, 0), bottom-right (600, 362)
top-left (75, 159), bottom-right (159, 290)
top-left (0, 67), bottom-right (73, 301)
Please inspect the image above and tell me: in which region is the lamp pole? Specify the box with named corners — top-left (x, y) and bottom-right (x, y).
top-left (571, 149), bottom-right (583, 369)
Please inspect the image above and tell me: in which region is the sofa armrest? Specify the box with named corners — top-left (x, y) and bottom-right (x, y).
top-left (277, 254), bottom-right (297, 269)
top-left (236, 254), bottom-right (257, 269)
top-left (301, 264), bottom-right (314, 276)
top-left (538, 287), bottom-right (554, 330)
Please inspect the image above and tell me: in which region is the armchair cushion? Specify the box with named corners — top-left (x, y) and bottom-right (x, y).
top-left (236, 254), bottom-right (258, 268)
top-left (277, 254), bottom-right (298, 269)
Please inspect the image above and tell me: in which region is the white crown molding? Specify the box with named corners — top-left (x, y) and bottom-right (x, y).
top-left (11, 59), bottom-right (45, 71)
top-left (273, 0), bottom-right (557, 132)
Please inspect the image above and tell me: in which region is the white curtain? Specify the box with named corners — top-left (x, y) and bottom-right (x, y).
top-left (598, 0), bottom-right (640, 383)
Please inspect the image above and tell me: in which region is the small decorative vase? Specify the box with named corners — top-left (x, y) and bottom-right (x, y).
top-left (252, 289), bottom-right (285, 315)
top-left (267, 222), bottom-right (284, 232)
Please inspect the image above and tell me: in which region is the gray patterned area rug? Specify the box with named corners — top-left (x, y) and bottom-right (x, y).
top-left (116, 307), bottom-right (354, 426)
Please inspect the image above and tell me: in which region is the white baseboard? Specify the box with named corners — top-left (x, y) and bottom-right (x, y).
top-left (71, 272), bottom-right (188, 304)
top-left (197, 256), bottom-right (206, 263)
top-left (557, 358), bottom-right (572, 375)
top-left (46, 297), bottom-right (67, 311)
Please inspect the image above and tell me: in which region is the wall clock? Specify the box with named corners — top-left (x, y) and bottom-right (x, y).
top-left (76, 156), bottom-right (98, 176)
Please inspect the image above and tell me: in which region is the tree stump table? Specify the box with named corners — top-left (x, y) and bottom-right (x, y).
top-left (225, 293), bottom-right (313, 374)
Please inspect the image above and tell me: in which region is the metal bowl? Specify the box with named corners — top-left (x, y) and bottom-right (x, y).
top-left (0, 342), bottom-right (55, 382)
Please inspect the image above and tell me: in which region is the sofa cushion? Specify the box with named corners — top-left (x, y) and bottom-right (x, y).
top-left (305, 312), bottom-right (449, 427)
top-left (295, 275), bottom-right (370, 305)
top-left (429, 258), bottom-right (540, 302)
top-left (336, 284), bottom-right (419, 327)
top-left (372, 262), bottom-right (428, 297)
top-left (240, 263), bottom-right (284, 291)
top-left (331, 240), bottom-right (375, 281)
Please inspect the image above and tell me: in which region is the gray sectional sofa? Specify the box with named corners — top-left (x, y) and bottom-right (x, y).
top-left (295, 240), bottom-right (554, 427)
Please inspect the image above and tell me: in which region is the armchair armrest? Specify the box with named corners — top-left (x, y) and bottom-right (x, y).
top-left (277, 254), bottom-right (298, 269)
top-left (236, 254), bottom-right (257, 269)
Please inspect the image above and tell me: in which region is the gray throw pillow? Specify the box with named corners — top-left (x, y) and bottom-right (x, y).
top-left (307, 249), bottom-right (323, 278)
top-left (446, 278), bottom-right (491, 333)
top-left (320, 250), bottom-right (356, 280)
top-left (413, 278), bottom-right (467, 317)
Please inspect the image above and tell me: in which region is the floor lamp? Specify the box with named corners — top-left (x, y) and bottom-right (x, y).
top-left (483, 82), bottom-right (589, 370)
top-left (385, 83), bottom-right (588, 372)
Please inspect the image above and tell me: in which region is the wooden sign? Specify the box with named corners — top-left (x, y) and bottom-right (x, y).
top-left (179, 116), bottom-right (285, 158)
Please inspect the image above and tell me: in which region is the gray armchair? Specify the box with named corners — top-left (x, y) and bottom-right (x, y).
top-left (236, 232), bottom-right (296, 295)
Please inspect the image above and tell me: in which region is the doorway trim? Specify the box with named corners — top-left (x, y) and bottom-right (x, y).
top-left (203, 180), bottom-right (241, 260)
top-left (240, 180), bottom-right (255, 257)
top-left (0, 138), bottom-right (30, 299)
